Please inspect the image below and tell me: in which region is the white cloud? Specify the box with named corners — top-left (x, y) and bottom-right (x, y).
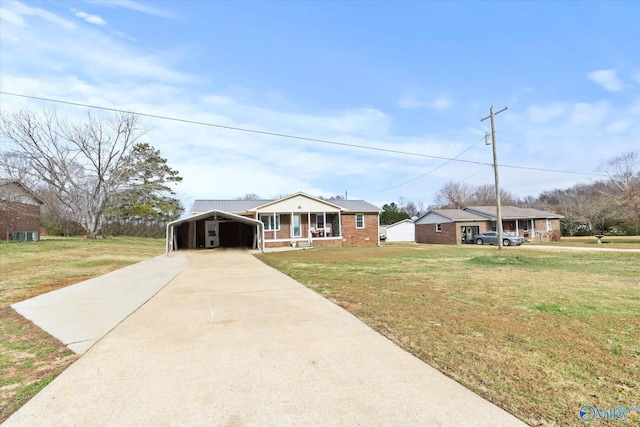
top-left (90, 0), bottom-right (172, 18)
top-left (606, 120), bottom-right (632, 134)
top-left (527, 103), bottom-right (565, 123)
top-left (587, 69), bottom-right (624, 92)
top-left (430, 95), bottom-right (453, 112)
top-left (397, 95), bottom-right (425, 109)
top-left (569, 101), bottom-right (609, 126)
top-left (71, 9), bottom-right (107, 26)
top-left (0, 6), bottom-right (25, 25)
top-left (397, 94), bottom-right (453, 111)
top-left (9, 1), bottom-right (75, 29)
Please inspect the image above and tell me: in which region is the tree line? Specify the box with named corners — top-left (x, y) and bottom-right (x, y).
top-left (3, 108), bottom-right (637, 239)
top-left (380, 151), bottom-right (639, 236)
top-left (0, 109), bottom-right (183, 238)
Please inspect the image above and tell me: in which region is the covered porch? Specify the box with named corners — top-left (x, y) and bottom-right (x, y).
top-left (257, 211), bottom-right (343, 247)
top-left (252, 194), bottom-right (346, 248)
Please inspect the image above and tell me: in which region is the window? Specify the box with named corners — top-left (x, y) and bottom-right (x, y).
top-left (436, 223), bottom-right (442, 232)
top-left (523, 222), bottom-right (529, 231)
top-left (546, 219), bottom-right (553, 231)
top-left (356, 213), bottom-right (364, 229)
top-left (259, 214), bottom-right (280, 231)
top-left (316, 215), bottom-right (325, 229)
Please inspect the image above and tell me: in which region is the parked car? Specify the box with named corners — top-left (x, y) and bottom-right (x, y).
top-left (475, 231), bottom-right (524, 246)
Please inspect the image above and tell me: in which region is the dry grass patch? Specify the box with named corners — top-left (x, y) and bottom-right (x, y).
top-left (0, 236), bottom-right (165, 423)
top-left (257, 244), bottom-right (640, 426)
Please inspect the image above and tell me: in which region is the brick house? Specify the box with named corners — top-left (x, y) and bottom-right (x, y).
top-left (415, 206), bottom-right (564, 245)
top-left (166, 192), bottom-right (381, 251)
top-left (0, 179), bottom-right (45, 241)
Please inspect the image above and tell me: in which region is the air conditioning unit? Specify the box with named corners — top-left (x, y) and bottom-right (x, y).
top-left (11, 231), bottom-right (38, 242)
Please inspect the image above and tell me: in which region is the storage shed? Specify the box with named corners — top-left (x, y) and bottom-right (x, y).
top-left (385, 219), bottom-right (415, 242)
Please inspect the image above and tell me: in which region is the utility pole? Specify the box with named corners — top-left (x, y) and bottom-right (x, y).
top-left (481, 106), bottom-right (508, 250)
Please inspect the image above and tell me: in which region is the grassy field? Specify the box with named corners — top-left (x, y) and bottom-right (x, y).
top-left (1, 236), bottom-right (638, 425)
top-left (536, 235), bottom-right (640, 249)
top-left (0, 237), bottom-right (165, 423)
top-left (257, 242), bottom-right (640, 426)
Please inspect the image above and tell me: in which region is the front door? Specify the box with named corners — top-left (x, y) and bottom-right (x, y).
top-left (292, 214), bottom-right (302, 238)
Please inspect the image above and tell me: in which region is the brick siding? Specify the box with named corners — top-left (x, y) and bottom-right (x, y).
top-left (0, 202), bottom-right (41, 240)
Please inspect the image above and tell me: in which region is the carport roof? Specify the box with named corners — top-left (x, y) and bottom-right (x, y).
top-left (167, 209), bottom-right (263, 228)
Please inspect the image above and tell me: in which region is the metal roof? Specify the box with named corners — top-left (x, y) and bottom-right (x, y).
top-left (192, 196), bottom-right (381, 214)
top-left (334, 199), bottom-right (382, 212)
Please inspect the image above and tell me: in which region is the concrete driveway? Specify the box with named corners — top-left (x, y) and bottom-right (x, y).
top-left (6, 250), bottom-right (526, 426)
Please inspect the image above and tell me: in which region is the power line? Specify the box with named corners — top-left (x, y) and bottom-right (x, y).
top-left (0, 91), bottom-right (605, 177)
top-left (367, 136), bottom-right (486, 193)
top-left (414, 165), bottom-right (492, 203)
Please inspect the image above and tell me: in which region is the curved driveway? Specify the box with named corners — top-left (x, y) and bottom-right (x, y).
top-left (6, 250), bottom-right (525, 426)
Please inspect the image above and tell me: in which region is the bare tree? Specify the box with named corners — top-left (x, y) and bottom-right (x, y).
top-left (397, 196), bottom-right (423, 218)
top-left (598, 151), bottom-right (639, 195)
top-left (471, 184), bottom-right (496, 206)
top-left (470, 184), bottom-right (519, 206)
top-left (0, 109), bottom-right (146, 238)
top-left (238, 193), bottom-right (262, 200)
top-left (435, 181), bottom-right (473, 208)
top-left (598, 151), bottom-right (640, 232)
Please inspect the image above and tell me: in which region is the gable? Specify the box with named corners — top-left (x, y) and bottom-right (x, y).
top-left (255, 194), bottom-right (342, 213)
top-left (387, 219), bottom-right (414, 229)
top-left (0, 180), bottom-right (45, 206)
top-left (416, 209), bottom-right (486, 224)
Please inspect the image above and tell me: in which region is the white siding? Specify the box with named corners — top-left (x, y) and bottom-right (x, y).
top-left (386, 220), bottom-right (415, 242)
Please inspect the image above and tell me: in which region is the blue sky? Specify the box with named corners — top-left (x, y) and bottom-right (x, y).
top-left (1, 1), bottom-right (639, 211)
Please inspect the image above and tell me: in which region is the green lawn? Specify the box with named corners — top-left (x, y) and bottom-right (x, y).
top-left (2, 236), bottom-right (638, 425)
top-left (0, 236), bottom-right (165, 423)
top-left (257, 243), bottom-right (640, 426)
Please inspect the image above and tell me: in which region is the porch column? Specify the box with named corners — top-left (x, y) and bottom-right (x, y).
top-left (338, 212), bottom-right (342, 237)
top-left (273, 212), bottom-right (277, 239)
top-left (307, 212), bottom-right (311, 237)
top-left (515, 219), bottom-right (519, 236)
top-left (531, 219), bottom-right (535, 237)
top-left (323, 212), bottom-right (327, 236)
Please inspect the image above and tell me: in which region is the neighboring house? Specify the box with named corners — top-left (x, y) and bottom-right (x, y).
top-left (0, 179), bottom-right (45, 241)
top-left (385, 218), bottom-right (415, 242)
top-left (166, 192), bottom-right (381, 252)
top-left (415, 206), bottom-right (564, 245)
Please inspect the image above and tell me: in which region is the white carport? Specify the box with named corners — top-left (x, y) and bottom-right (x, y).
top-left (166, 209), bottom-right (264, 253)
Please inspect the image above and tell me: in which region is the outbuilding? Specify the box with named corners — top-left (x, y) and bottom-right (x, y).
top-left (384, 219), bottom-right (415, 242)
